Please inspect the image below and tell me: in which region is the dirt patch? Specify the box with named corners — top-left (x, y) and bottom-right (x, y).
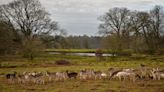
top-left (0, 66), bottom-right (17, 68)
top-left (146, 84), bottom-right (164, 87)
top-left (55, 60), bottom-right (71, 65)
top-left (106, 89), bottom-right (116, 92)
top-left (90, 88), bottom-right (98, 91)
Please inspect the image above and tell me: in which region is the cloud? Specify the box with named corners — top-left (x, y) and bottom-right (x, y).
top-left (0, 0), bottom-right (13, 4)
top-left (0, 0), bottom-right (164, 36)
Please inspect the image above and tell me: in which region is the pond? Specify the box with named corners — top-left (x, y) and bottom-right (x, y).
top-left (48, 52), bottom-right (114, 57)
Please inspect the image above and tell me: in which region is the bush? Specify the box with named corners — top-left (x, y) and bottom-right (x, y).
top-left (130, 54), bottom-right (147, 60)
top-left (142, 49), bottom-right (155, 55)
top-left (55, 60), bottom-right (71, 65)
top-left (117, 50), bottom-right (133, 56)
top-left (95, 49), bottom-right (103, 61)
top-left (20, 39), bottom-right (44, 60)
top-left (155, 49), bottom-right (164, 55)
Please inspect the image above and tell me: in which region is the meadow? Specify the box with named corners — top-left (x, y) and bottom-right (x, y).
top-left (0, 50), bottom-right (164, 92)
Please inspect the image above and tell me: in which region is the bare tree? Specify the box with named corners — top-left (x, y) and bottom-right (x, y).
top-left (0, 0), bottom-right (58, 40)
top-left (129, 11), bottom-right (144, 53)
top-left (99, 7), bottom-right (130, 51)
top-left (136, 6), bottom-right (164, 52)
top-left (99, 6), bottom-right (164, 54)
top-left (0, 0), bottom-right (59, 59)
top-left (150, 5), bottom-right (164, 50)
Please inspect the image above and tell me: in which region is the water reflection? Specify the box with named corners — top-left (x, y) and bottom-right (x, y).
top-left (48, 52), bottom-right (113, 57)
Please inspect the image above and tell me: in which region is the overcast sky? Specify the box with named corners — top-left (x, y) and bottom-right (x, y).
top-left (0, 0), bottom-right (164, 36)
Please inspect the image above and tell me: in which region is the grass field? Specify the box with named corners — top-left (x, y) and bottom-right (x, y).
top-left (0, 52), bottom-right (164, 92)
top-left (45, 49), bottom-right (97, 53)
top-left (1, 79), bottom-right (164, 92)
top-left (45, 49), bottom-right (114, 53)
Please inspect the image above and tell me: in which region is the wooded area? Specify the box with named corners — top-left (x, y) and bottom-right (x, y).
top-left (0, 0), bottom-right (164, 59)
top-left (99, 6), bottom-right (164, 54)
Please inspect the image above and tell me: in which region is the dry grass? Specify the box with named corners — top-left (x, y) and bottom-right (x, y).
top-left (0, 78), bottom-right (164, 92)
top-left (0, 54), bottom-right (164, 92)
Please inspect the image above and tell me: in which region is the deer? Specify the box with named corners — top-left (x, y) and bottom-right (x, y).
top-left (151, 68), bottom-right (164, 80)
top-left (66, 70), bottom-right (78, 79)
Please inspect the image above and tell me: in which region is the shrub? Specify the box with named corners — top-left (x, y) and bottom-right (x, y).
top-left (155, 49), bottom-right (164, 55)
top-left (55, 60), bottom-right (71, 65)
top-left (95, 49), bottom-right (103, 61)
top-left (20, 39), bottom-right (44, 60)
top-left (117, 49), bottom-right (133, 56)
top-left (142, 49), bottom-right (155, 55)
top-left (130, 54), bottom-right (147, 60)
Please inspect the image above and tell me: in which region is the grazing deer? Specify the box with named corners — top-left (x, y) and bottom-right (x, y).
top-left (94, 71), bottom-right (102, 80)
top-left (17, 73), bottom-right (26, 84)
top-left (86, 69), bottom-right (96, 79)
top-left (45, 71), bottom-right (57, 82)
top-left (6, 72), bottom-right (17, 79)
top-left (79, 70), bottom-right (88, 80)
top-left (114, 71), bottom-right (136, 81)
top-left (66, 70), bottom-right (78, 79)
top-left (22, 72), bottom-right (45, 84)
top-left (56, 72), bottom-right (67, 81)
top-left (108, 68), bottom-right (122, 80)
top-left (151, 68), bottom-right (164, 80)
top-left (6, 71), bottom-right (17, 83)
top-left (101, 72), bottom-right (108, 79)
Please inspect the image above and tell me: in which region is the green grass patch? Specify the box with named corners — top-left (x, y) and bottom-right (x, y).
top-left (44, 49), bottom-right (113, 53)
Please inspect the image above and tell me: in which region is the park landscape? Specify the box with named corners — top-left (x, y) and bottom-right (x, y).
top-left (0, 0), bottom-right (164, 92)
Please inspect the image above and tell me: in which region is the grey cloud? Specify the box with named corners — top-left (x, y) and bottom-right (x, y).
top-left (0, 0), bottom-right (13, 4)
top-left (0, 0), bottom-right (164, 36)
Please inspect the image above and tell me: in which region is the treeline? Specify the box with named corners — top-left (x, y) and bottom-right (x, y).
top-left (41, 35), bottom-right (102, 49)
top-left (99, 6), bottom-right (164, 54)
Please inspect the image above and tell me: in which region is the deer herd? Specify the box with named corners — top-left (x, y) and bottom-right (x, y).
top-left (3, 66), bottom-right (164, 85)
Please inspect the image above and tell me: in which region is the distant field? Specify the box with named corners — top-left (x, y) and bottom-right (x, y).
top-left (0, 53), bottom-right (164, 92)
top-left (45, 49), bottom-right (110, 53)
top-left (45, 49), bottom-right (96, 53)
